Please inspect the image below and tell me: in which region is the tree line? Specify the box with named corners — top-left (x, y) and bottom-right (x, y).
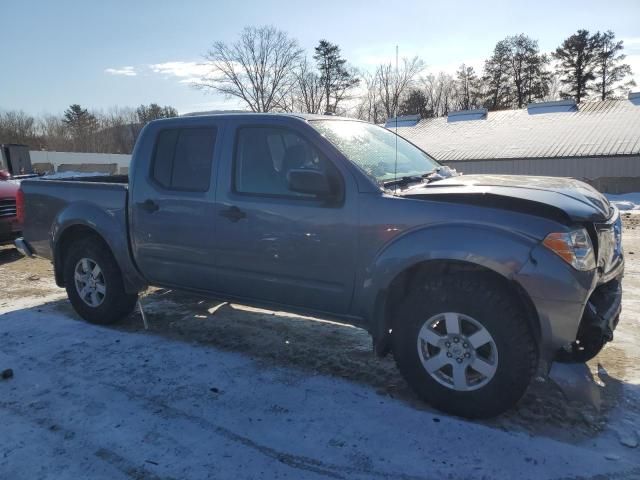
top-left (0, 27), bottom-right (635, 154)
top-left (200, 26), bottom-right (636, 123)
top-left (0, 103), bottom-right (177, 153)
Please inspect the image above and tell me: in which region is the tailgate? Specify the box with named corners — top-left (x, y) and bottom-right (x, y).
top-left (20, 178), bottom-right (128, 260)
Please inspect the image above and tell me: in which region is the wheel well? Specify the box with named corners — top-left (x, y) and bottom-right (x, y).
top-left (374, 259), bottom-right (541, 356)
top-left (54, 225), bottom-right (110, 287)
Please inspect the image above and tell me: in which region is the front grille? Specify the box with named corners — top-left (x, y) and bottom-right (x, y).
top-left (0, 197), bottom-right (17, 218)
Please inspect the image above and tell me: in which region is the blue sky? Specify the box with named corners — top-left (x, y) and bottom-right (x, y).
top-left (2, 0), bottom-right (639, 115)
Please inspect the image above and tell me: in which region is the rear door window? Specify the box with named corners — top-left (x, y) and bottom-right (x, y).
top-left (151, 127), bottom-right (217, 191)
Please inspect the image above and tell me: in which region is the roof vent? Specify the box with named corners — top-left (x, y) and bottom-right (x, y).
top-left (527, 99), bottom-right (577, 114)
top-left (447, 108), bottom-right (487, 123)
top-left (384, 114), bottom-right (421, 128)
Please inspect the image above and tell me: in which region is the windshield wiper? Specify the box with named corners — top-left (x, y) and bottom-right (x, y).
top-left (382, 170), bottom-right (437, 189)
top-left (382, 175), bottom-right (423, 188)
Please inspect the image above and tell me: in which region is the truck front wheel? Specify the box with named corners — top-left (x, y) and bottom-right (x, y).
top-left (63, 237), bottom-right (137, 325)
top-left (392, 275), bottom-right (538, 418)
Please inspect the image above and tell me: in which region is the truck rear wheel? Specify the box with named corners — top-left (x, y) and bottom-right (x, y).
top-left (63, 237), bottom-right (137, 325)
top-left (392, 274), bottom-right (538, 418)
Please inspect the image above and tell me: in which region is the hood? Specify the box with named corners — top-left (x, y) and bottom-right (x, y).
top-left (400, 174), bottom-right (612, 223)
top-left (0, 178), bottom-right (19, 198)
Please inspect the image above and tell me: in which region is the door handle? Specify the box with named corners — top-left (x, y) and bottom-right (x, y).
top-left (219, 206), bottom-right (246, 222)
top-left (138, 199), bottom-right (159, 213)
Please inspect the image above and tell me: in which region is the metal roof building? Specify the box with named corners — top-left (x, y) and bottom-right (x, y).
top-left (389, 93), bottom-right (640, 193)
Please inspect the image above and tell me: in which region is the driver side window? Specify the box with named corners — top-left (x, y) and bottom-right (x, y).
top-left (234, 126), bottom-right (333, 197)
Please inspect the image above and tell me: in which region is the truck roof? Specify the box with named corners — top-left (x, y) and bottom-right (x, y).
top-left (176, 112), bottom-right (363, 122)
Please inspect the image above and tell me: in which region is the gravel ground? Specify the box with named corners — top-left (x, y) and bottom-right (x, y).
top-left (1, 215), bottom-right (639, 478)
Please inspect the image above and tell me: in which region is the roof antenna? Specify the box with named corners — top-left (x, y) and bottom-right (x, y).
top-left (393, 45), bottom-right (399, 195)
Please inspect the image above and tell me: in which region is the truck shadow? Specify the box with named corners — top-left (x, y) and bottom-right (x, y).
top-left (47, 288), bottom-right (637, 444)
top-left (0, 247), bottom-right (22, 266)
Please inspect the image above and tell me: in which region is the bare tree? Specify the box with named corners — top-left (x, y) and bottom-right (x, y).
top-left (375, 56), bottom-right (425, 120)
top-left (199, 26), bottom-right (303, 112)
top-left (354, 72), bottom-right (385, 124)
top-left (544, 72), bottom-right (563, 101)
top-left (98, 107), bottom-right (139, 154)
top-left (36, 115), bottom-right (69, 150)
top-left (331, 65), bottom-right (361, 115)
top-left (3, 103), bottom-right (178, 154)
top-left (293, 57), bottom-right (325, 114)
top-left (0, 110), bottom-right (37, 145)
top-left (423, 72), bottom-right (457, 117)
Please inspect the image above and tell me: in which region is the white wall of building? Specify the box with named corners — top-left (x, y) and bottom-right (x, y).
top-left (442, 155), bottom-right (640, 181)
top-left (30, 151), bottom-right (131, 170)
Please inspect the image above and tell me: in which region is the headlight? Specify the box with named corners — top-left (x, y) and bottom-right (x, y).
top-left (543, 228), bottom-right (596, 271)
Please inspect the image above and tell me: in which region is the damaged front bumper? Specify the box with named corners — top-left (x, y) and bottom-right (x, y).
top-left (577, 277), bottom-right (622, 344)
top-left (516, 212), bottom-right (624, 368)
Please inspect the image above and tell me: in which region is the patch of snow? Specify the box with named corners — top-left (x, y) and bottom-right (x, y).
top-left (428, 165), bottom-right (461, 181)
top-left (1, 303), bottom-right (639, 479)
top-left (41, 171), bottom-right (109, 180)
top-left (616, 429), bottom-right (639, 448)
top-left (0, 292), bottom-right (65, 315)
top-left (606, 192), bottom-right (640, 214)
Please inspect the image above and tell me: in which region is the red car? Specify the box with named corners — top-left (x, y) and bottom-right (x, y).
top-left (0, 177), bottom-right (21, 245)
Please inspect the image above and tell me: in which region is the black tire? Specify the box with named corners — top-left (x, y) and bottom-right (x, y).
top-left (392, 274), bottom-right (538, 419)
top-left (63, 236), bottom-right (137, 325)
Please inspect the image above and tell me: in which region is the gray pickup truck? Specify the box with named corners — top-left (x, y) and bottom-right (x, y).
top-left (15, 113), bottom-right (624, 418)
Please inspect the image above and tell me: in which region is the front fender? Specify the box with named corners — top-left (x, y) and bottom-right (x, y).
top-left (355, 222), bottom-right (539, 335)
top-left (357, 222), bottom-right (538, 323)
top-left (52, 202), bottom-right (146, 293)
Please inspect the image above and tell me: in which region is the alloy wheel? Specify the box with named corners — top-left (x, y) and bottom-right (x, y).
top-left (417, 312), bottom-right (499, 391)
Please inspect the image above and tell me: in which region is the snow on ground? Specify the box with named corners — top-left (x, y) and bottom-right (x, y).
top-left (1, 302), bottom-right (639, 480)
top-left (1, 219), bottom-right (640, 479)
top-left (607, 192), bottom-right (640, 213)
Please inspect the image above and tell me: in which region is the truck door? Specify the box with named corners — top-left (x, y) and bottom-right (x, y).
top-left (213, 119), bottom-right (358, 314)
top-left (130, 122), bottom-right (222, 290)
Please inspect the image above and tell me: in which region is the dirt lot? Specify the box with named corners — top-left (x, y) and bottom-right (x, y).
top-left (1, 216), bottom-right (640, 479)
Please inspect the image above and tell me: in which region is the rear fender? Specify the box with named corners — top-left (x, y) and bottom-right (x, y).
top-left (52, 202), bottom-right (146, 293)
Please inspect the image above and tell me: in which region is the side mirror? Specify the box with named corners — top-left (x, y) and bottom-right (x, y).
top-left (287, 169), bottom-right (332, 198)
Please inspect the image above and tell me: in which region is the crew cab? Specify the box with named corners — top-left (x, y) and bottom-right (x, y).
top-left (15, 113), bottom-right (624, 418)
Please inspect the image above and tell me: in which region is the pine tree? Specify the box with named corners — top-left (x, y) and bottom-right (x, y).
top-left (62, 104), bottom-right (98, 150)
top-left (593, 30), bottom-right (635, 100)
top-left (136, 104), bottom-right (178, 124)
top-left (313, 40), bottom-right (359, 114)
top-left (483, 40), bottom-right (513, 110)
top-left (507, 35), bottom-right (550, 107)
top-left (398, 89), bottom-right (430, 117)
top-left (482, 35), bottom-right (550, 110)
top-left (455, 64), bottom-right (481, 110)
top-left (553, 30), bottom-right (600, 103)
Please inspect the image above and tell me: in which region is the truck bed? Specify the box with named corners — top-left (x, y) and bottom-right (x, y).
top-left (40, 174), bottom-right (129, 184)
top-left (20, 176), bottom-right (129, 261)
